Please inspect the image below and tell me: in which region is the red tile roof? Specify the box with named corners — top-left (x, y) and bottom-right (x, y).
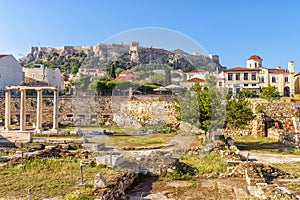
top-left (268, 68), bottom-right (287, 74)
top-left (223, 67), bottom-right (261, 72)
top-left (247, 55), bottom-right (262, 61)
top-left (115, 70), bottom-right (139, 81)
top-left (0, 55), bottom-right (9, 59)
top-left (186, 77), bottom-right (205, 82)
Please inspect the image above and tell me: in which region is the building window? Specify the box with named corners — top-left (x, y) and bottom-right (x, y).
top-left (261, 76), bottom-right (265, 83)
top-left (236, 88), bottom-right (241, 94)
top-left (272, 76), bottom-right (276, 83)
top-left (236, 73), bottom-right (240, 80)
top-left (255, 63), bottom-right (257, 68)
top-left (32, 73), bottom-right (35, 77)
top-left (251, 73), bottom-right (256, 80)
top-left (285, 76), bottom-right (289, 82)
top-left (244, 73), bottom-right (248, 80)
top-left (219, 82), bottom-right (222, 87)
top-left (252, 84), bottom-right (256, 86)
top-left (228, 73), bottom-right (233, 80)
top-left (244, 84), bottom-right (248, 87)
top-left (228, 88), bottom-right (233, 95)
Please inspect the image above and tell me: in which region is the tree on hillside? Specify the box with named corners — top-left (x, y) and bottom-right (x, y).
top-left (225, 94), bottom-right (255, 129)
top-left (150, 73), bottom-right (165, 85)
top-left (259, 86), bottom-right (280, 101)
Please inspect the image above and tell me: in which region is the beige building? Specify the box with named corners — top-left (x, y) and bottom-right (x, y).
top-left (222, 67), bottom-right (261, 95)
top-left (223, 55), bottom-right (295, 97)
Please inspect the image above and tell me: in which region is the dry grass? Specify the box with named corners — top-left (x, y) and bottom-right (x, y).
top-left (273, 162), bottom-right (300, 194)
top-left (0, 158), bottom-right (117, 199)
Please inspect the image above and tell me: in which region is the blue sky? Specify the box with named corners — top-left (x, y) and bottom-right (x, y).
top-left (1, 0), bottom-right (300, 71)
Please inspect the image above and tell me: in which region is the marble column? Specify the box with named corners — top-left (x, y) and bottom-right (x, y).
top-left (4, 89), bottom-right (11, 130)
top-left (20, 89), bottom-right (26, 131)
top-left (52, 89), bottom-right (58, 132)
top-left (35, 89), bottom-right (43, 133)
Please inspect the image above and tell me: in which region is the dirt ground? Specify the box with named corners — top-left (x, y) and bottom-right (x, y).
top-left (127, 176), bottom-right (254, 200)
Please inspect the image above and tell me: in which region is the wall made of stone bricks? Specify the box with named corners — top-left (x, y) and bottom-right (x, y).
top-left (0, 96), bottom-right (177, 127)
top-left (224, 99), bottom-right (298, 137)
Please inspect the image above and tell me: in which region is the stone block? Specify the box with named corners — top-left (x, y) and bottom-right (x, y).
top-left (0, 131), bottom-right (31, 143)
top-left (82, 143), bottom-right (105, 151)
top-left (96, 155), bottom-right (123, 168)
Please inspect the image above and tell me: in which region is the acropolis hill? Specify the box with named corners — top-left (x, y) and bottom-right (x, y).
top-left (19, 43), bottom-right (224, 72)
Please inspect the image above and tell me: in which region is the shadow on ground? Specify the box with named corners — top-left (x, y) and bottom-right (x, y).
top-left (236, 141), bottom-right (293, 153)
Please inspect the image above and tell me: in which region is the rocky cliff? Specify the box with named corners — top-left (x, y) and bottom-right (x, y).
top-left (19, 43), bottom-right (224, 72)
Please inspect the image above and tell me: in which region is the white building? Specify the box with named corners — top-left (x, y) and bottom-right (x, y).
top-left (23, 64), bottom-right (64, 89)
top-left (0, 55), bottom-right (24, 90)
top-left (184, 69), bottom-right (208, 80)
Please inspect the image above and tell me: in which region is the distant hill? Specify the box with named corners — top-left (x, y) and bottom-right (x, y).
top-left (19, 43), bottom-right (224, 74)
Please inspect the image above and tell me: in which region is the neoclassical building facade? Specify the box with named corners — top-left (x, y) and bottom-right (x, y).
top-left (222, 55), bottom-right (295, 97)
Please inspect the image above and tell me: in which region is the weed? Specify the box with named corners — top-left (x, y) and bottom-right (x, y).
top-left (164, 171), bottom-right (191, 182)
top-left (179, 152), bottom-right (227, 173)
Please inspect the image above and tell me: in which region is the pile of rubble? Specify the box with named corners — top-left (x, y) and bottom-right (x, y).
top-left (93, 171), bottom-right (136, 200)
top-left (0, 145), bottom-right (90, 167)
top-left (245, 162), bottom-right (298, 199)
top-left (280, 133), bottom-right (300, 147)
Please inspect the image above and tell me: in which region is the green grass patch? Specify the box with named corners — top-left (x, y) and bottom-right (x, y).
top-left (179, 152), bottom-right (227, 173)
top-left (273, 162), bottom-right (300, 194)
top-left (164, 171), bottom-right (191, 182)
top-left (285, 182), bottom-right (300, 194)
top-left (88, 134), bottom-right (174, 148)
top-left (33, 135), bottom-right (80, 139)
top-left (59, 126), bottom-right (77, 131)
top-left (233, 135), bottom-right (278, 144)
top-left (0, 157), bottom-right (117, 199)
top-left (232, 135), bottom-right (300, 155)
top-left (282, 148), bottom-right (300, 155)
top-left (272, 162), bottom-right (300, 177)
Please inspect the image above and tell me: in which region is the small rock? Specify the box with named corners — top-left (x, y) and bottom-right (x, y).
top-left (94, 173), bottom-right (107, 189)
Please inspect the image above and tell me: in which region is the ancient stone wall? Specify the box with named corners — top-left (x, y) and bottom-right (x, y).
top-left (223, 99), bottom-right (298, 137)
top-left (1, 96), bottom-right (298, 137)
top-left (0, 96), bottom-right (177, 128)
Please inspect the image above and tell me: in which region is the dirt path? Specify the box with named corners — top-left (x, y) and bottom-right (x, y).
top-left (241, 151), bottom-right (300, 164)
